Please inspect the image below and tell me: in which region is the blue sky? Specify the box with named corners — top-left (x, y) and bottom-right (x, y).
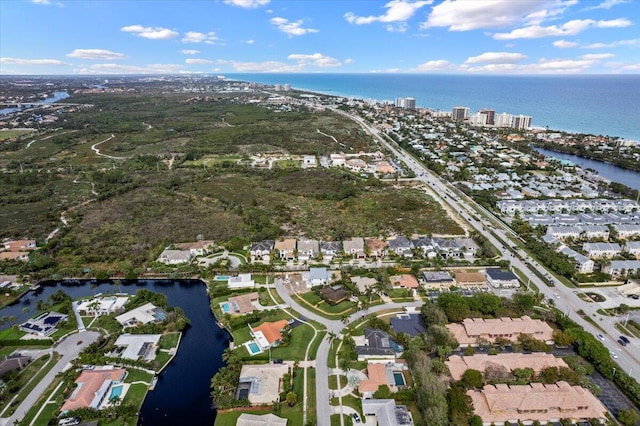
top-left (1, 0), bottom-right (638, 75)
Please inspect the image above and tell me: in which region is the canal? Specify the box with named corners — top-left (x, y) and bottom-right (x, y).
top-left (0, 280), bottom-right (229, 425)
top-left (533, 146), bottom-right (640, 192)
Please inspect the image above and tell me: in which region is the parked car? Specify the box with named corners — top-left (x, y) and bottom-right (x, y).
top-left (352, 413), bottom-right (361, 423)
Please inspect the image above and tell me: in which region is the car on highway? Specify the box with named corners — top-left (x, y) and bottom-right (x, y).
top-left (610, 350), bottom-right (618, 359)
top-left (619, 335), bottom-right (630, 346)
top-left (618, 338), bottom-right (627, 346)
top-left (597, 334), bottom-right (605, 341)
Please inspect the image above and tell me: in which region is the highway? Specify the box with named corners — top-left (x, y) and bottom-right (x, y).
top-left (339, 108), bottom-right (640, 382)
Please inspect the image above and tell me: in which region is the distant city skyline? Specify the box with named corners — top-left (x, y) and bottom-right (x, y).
top-left (1, 0), bottom-right (638, 75)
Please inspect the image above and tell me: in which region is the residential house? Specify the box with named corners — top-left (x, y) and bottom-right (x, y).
top-left (467, 382), bottom-right (607, 426)
top-left (351, 276), bottom-right (378, 294)
top-left (274, 239), bottom-right (297, 261)
top-left (361, 399), bottom-right (414, 426)
top-left (20, 312), bottom-right (68, 337)
top-left (558, 246), bottom-right (595, 273)
top-left (390, 314), bottom-right (427, 337)
top-left (76, 296), bottom-right (129, 316)
top-left (60, 368), bottom-right (127, 412)
top-left (485, 268), bottom-right (520, 289)
top-left (302, 155), bottom-right (317, 168)
top-left (389, 274), bottom-right (419, 291)
top-left (115, 303), bottom-right (167, 327)
top-left (343, 237), bottom-right (366, 259)
top-left (237, 364), bottom-right (289, 405)
top-left (317, 285), bottom-right (350, 304)
top-left (581, 225), bottom-right (610, 240)
top-left (359, 361), bottom-right (409, 399)
top-left (375, 161), bottom-right (396, 175)
top-left (454, 272), bottom-right (487, 290)
top-left (249, 319), bottom-right (289, 350)
top-left (296, 239), bottom-right (319, 261)
top-left (320, 241), bottom-right (342, 261)
top-left (250, 240), bottom-right (274, 259)
top-left (303, 267), bottom-right (330, 287)
top-left (3, 240), bottom-right (36, 252)
top-left (387, 236), bottom-right (413, 257)
top-left (224, 292), bottom-right (260, 315)
top-left (157, 249), bottom-right (191, 265)
top-left (455, 238), bottom-right (479, 256)
top-left (346, 158), bottom-right (367, 172)
top-left (0, 252), bottom-right (29, 261)
top-left (0, 354), bottom-right (31, 377)
top-left (365, 238), bottom-right (387, 258)
top-left (582, 242), bottom-right (622, 259)
top-left (113, 334), bottom-right (161, 361)
top-left (355, 328), bottom-right (403, 361)
top-left (431, 237), bottom-right (461, 258)
top-left (446, 316), bottom-right (554, 347)
top-left (624, 241), bottom-right (640, 259)
top-left (411, 237), bottom-right (434, 256)
top-left (228, 273), bottom-right (255, 289)
top-left (173, 240), bottom-right (215, 256)
top-left (603, 260), bottom-right (640, 277)
top-left (330, 153), bottom-right (346, 167)
top-left (546, 226), bottom-right (582, 240)
top-left (237, 413), bottom-right (288, 426)
top-left (446, 353), bottom-right (568, 381)
top-left (422, 271), bottom-right (455, 290)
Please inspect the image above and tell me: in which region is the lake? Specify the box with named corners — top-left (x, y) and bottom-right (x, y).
top-left (533, 147), bottom-right (640, 192)
top-left (0, 279), bottom-right (228, 425)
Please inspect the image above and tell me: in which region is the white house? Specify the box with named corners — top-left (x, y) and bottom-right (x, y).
top-left (157, 249), bottom-right (191, 265)
top-left (228, 274), bottom-right (255, 289)
top-left (485, 269), bottom-right (519, 289)
top-left (558, 246), bottom-right (595, 274)
top-left (625, 241), bottom-right (640, 259)
top-left (603, 260), bottom-right (640, 278)
top-left (582, 242), bottom-right (622, 259)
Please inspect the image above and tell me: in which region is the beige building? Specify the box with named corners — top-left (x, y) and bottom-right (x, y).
top-left (468, 381), bottom-right (607, 425)
top-left (447, 353), bottom-right (568, 381)
top-left (446, 316), bottom-right (554, 347)
top-left (237, 364), bottom-right (289, 405)
top-left (454, 272), bottom-right (487, 290)
top-left (274, 239), bottom-right (297, 261)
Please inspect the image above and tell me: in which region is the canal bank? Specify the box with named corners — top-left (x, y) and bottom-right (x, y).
top-left (0, 279), bottom-right (229, 426)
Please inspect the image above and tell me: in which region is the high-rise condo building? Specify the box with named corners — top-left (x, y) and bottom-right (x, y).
top-left (395, 97), bottom-right (416, 109)
top-left (469, 113), bottom-right (488, 126)
top-left (479, 108), bottom-right (496, 125)
top-left (452, 106), bottom-right (469, 123)
top-left (512, 115), bottom-right (532, 130)
top-left (495, 112), bottom-right (513, 128)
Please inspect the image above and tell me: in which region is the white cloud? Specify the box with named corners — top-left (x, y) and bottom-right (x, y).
top-left (421, 0), bottom-right (543, 31)
top-left (582, 38), bottom-right (639, 48)
top-left (553, 39), bottom-right (578, 48)
top-left (181, 49), bottom-right (200, 55)
top-left (185, 58), bottom-right (214, 64)
top-left (270, 17), bottom-right (318, 37)
top-left (228, 60), bottom-right (302, 72)
top-left (76, 63), bottom-right (185, 74)
top-left (182, 31), bottom-right (219, 44)
top-left (66, 49), bottom-right (125, 60)
top-left (461, 54), bottom-right (613, 74)
top-left (246, 39), bottom-right (255, 44)
top-left (415, 59), bottom-right (454, 71)
top-left (386, 23), bottom-right (409, 32)
top-left (344, 58), bottom-right (354, 64)
top-left (121, 25), bottom-right (178, 40)
top-left (30, 0), bottom-right (64, 6)
top-left (1, 57), bottom-right (69, 66)
top-left (345, 0), bottom-right (432, 25)
top-left (581, 53), bottom-right (615, 60)
top-left (287, 53), bottom-right (341, 67)
top-left (584, 0), bottom-right (629, 10)
top-left (465, 51), bottom-right (527, 64)
top-left (493, 18), bottom-right (630, 40)
top-left (224, 0), bottom-right (269, 8)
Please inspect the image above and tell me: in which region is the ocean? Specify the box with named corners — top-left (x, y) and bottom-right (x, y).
top-left (229, 73), bottom-right (640, 142)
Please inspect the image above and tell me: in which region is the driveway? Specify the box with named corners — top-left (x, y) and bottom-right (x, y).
top-left (0, 330), bottom-right (100, 426)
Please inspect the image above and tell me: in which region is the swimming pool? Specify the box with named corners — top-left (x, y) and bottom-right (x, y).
top-left (109, 385), bottom-right (123, 400)
top-left (393, 372), bottom-right (405, 386)
top-left (214, 275), bottom-right (230, 281)
top-left (246, 342), bottom-right (261, 355)
top-left (220, 302), bottom-right (231, 313)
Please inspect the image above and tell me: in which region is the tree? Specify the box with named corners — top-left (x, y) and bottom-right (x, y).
top-left (420, 302), bottom-right (447, 327)
top-left (618, 409), bottom-right (639, 426)
top-left (437, 293), bottom-right (470, 322)
top-left (460, 369), bottom-right (483, 389)
top-left (285, 391), bottom-right (297, 407)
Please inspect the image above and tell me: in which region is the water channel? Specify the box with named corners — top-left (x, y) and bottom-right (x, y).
top-left (0, 91), bottom-right (71, 115)
top-left (533, 146), bottom-right (640, 192)
top-left (0, 280), bottom-right (229, 425)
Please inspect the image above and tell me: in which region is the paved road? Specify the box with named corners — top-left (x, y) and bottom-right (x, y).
top-left (274, 279), bottom-right (421, 426)
top-left (0, 330), bottom-right (100, 426)
top-left (337, 108), bottom-right (640, 382)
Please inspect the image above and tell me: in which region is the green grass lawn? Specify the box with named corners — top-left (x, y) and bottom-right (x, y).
top-left (0, 327), bottom-right (27, 340)
top-left (123, 382), bottom-right (149, 409)
top-left (31, 378), bottom-right (68, 426)
top-left (214, 410), bottom-right (274, 426)
top-left (124, 368), bottom-right (153, 384)
top-left (235, 322), bottom-right (316, 362)
top-left (297, 292), bottom-right (356, 318)
top-left (159, 332), bottom-right (180, 350)
top-left (0, 353), bottom-right (57, 415)
top-left (331, 414), bottom-right (354, 426)
top-left (308, 330), bottom-right (326, 359)
top-left (153, 351), bottom-right (172, 371)
top-left (307, 367), bottom-right (316, 425)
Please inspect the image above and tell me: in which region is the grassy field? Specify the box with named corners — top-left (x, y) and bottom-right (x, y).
top-left (158, 332), bottom-right (180, 350)
top-left (0, 129), bottom-right (36, 141)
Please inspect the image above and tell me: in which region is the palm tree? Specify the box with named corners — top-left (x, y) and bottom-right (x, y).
top-left (285, 391), bottom-right (297, 407)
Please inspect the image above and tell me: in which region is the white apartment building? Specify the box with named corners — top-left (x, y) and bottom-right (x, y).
top-left (583, 242), bottom-right (622, 259)
top-left (603, 260), bottom-right (640, 277)
top-left (559, 246), bottom-right (595, 274)
top-left (614, 224), bottom-right (640, 239)
top-left (625, 241), bottom-right (640, 258)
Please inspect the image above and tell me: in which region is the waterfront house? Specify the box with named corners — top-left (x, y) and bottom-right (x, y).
top-left (157, 249), bottom-right (191, 265)
top-left (227, 273), bottom-right (255, 289)
top-left (116, 303), bottom-right (167, 327)
top-left (173, 240), bottom-right (215, 256)
top-left (20, 312), bottom-right (68, 337)
top-left (249, 319), bottom-right (289, 350)
top-left (60, 368), bottom-right (127, 412)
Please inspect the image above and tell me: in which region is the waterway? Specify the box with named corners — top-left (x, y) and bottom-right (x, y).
top-left (0, 91), bottom-right (70, 115)
top-left (0, 279), bottom-right (228, 425)
top-left (533, 146), bottom-right (640, 192)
